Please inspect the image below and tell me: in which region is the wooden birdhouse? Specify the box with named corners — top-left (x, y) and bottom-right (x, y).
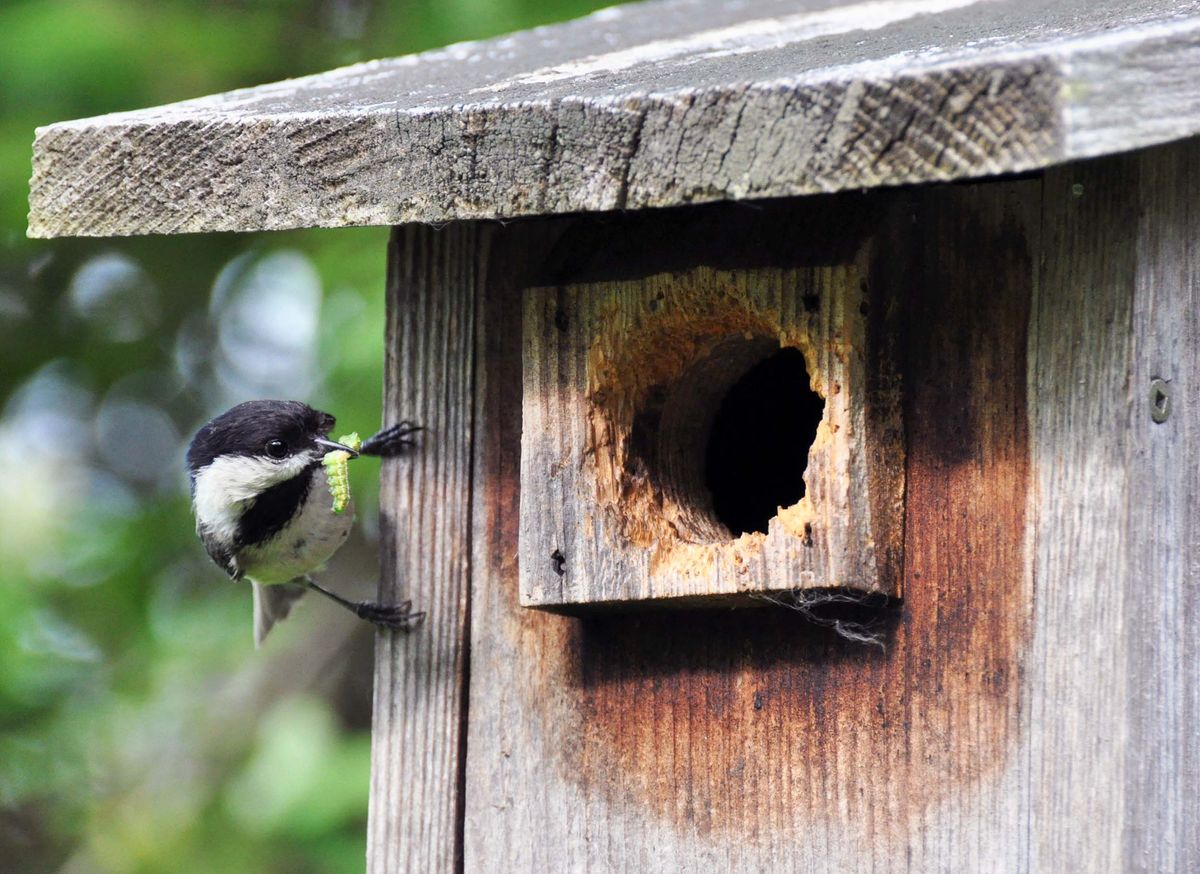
top-left (30, 0), bottom-right (1200, 870)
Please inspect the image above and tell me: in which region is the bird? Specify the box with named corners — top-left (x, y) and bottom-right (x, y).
top-left (185, 399), bottom-right (423, 646)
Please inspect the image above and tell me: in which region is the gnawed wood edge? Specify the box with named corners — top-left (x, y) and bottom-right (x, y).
top-left (517, 265), bottom-right (905, 611)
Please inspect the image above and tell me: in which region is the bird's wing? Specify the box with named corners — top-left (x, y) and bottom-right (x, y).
top-left (252, 582), bottom-right (307, 648)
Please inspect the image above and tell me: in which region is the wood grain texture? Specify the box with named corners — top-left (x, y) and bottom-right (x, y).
top-left (368, 225), bottom-right (478, 874)
top-left (1025, 158), bottom-right (1139, 872)
top-left (519, 263), bottom-right (904, 610)
top-left (1020, 140), bottom-right (1200, 872)
top-left (371, 145), bottom-right (1200, 870)
top-left (461, 181), bottom-right (1039, 870)
top-left (1125, 141), bottom-right (1200, 873)
top-left (28, 0), bottom-right (1200, 237)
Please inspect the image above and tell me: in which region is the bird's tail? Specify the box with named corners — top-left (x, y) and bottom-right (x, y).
top-left (252, 582), bottom-right (307, 647)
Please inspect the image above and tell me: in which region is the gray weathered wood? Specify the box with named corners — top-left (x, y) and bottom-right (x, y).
top-left (519, 264), bottom-right (904, 610)
top-left (28, 0), bottom-right (1200, 238)
top-left (1125, 141), bottom-right (1200, 873)
top-left (365, 143), bottom-right (1200, 871)
top-left (1025, 158), bottom-right (1139, 872)
top-left (368, 225), bottom-right (477, 874)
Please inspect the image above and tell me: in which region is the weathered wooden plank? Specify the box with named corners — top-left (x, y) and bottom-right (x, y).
top-left (368, 225), bottom-right (477, 874)
top-left (1061, 23), bottom-right (1200, 162)
top-left (1025, 158), bottom-right (1139, 871)
top-left (1019, 138), bottom-right (1200, 873)
top-left (464, 216), bottom-right (590, 873)
top-left (462, 180), bottom-right (1039, 870)
top-left (372, 146), bottom-right (1200, 869)
top-left (518, 262), bottom-right (904, 611)
top-left (888, 178), bottom-right (1038, 871)
top-left (1125, 141), bottom-right (1200, 872)
top-left (28, 0), bottom-right (1200, 237)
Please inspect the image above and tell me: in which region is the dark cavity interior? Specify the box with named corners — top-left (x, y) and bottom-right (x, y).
top-left (704, 347), bottom-right (824, 536)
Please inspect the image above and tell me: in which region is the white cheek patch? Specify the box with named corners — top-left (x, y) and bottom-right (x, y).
top-left (192, 452), bottom-right (317, 544)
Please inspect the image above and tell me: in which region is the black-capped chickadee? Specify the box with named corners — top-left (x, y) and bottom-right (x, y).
top-left (186, 399), bottom-right (423, 645)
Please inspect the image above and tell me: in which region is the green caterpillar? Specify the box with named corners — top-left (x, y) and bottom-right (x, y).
top-left (322, 432), bottom-right (361, 514)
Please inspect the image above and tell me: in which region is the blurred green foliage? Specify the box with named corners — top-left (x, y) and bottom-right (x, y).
top-left (0, 1), bottom-right (618, 871)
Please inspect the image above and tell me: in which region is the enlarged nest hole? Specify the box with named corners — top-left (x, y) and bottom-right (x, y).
top-left (627, 338), bottom-right (824, 543)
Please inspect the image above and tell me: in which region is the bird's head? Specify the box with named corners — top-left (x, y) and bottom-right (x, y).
top-left (186, 400), bottom-right (358, 502)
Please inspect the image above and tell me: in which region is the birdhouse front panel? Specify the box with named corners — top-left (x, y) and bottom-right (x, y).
top-left (519, 262), bottom-right (904, 611)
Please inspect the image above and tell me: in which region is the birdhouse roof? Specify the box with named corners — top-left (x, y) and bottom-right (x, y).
top-left (28, 0), bottom-right (1200, 237)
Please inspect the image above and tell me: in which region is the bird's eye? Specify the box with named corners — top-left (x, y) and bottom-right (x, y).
top-left (265, 439), bottom-right (288, 459)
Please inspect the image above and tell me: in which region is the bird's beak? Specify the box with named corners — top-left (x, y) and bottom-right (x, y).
top-left (314, 437), bottom-right (360, 458)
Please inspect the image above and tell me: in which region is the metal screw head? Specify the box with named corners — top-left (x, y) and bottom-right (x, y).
top-left (1150, 378), bottom-right (1171, 423)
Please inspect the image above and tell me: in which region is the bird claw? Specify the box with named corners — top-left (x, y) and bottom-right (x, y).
top-left (353, 598), bottom-right (425, 630)
top-left (361, 421), bottom-right (423, 457)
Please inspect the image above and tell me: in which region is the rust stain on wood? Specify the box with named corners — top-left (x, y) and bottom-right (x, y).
top-left (556, 184), bottom-right (1035, 835)
top-left (463, 190), bottom-right (1036, 862)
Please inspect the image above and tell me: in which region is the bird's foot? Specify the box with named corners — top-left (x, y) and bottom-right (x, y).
top-left (352, 598), bottom-right (425, 631)
top-left (360, 421), bottom-right (423, 457)
top-left (304, 578), bottom-right (425, 630)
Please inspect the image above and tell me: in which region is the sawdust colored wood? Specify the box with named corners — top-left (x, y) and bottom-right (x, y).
top-left (368, 225), bottom-right (478, 874)
top-left (519, 263), bottom-right (904, 610)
